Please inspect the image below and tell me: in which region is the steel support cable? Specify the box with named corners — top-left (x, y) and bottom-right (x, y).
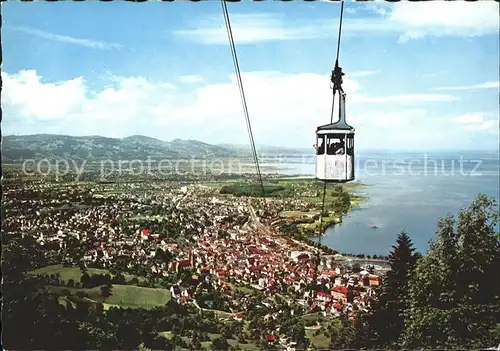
top-left (221, 0), bottom-right (266, 197)
top-left (329, 0), bottom-right (344, 125)
top-left (335, 1), bottom-right (344, 64)
top-left (221, 1), bottom-right (260, 178)
top-left (330, 88), bottom-right (337, 125)
top-left (317, 0), bottom-right (345, 275)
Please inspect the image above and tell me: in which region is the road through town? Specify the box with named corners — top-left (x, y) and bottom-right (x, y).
top-left (247, 199), bottom-right (274, 237)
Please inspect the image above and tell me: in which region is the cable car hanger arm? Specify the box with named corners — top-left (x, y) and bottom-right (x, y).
top-left (330, 62), bottom-right (345, 91)
top-left (331, 0), bottom-right (345, 89)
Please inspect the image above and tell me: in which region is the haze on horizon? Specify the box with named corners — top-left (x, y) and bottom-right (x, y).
top-left (2, 1), bottom-right (499, 151)
top-left (2, 133), bottom-right (499, 154)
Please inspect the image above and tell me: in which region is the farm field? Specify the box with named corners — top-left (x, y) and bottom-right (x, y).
top-left (51, 284), bottom-right (171, 309)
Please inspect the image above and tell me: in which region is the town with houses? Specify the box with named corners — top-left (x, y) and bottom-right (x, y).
top-left (4, 174), bottom-right (386, 349)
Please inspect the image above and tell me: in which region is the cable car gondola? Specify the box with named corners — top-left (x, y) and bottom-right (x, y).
top-left (315, 64), bottom-right (355, 183)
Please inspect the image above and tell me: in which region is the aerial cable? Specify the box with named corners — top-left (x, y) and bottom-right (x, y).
top-left (317, 0), bottom-right (345, 279)
top-left (221, 0), bottom-right (266, 198)
top-left (330, 0), bottom-right (345, 125)
top-left (335, 0), bottom-right (344, 65)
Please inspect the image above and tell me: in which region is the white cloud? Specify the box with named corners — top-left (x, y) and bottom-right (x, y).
top-left (7, 25), bottom-right (123, 50)
top-left (364, 3), bottom-right (391, 17)
top-left (173, 2), bottom-right (498, 45)
top-left (173, 13), bottom-right (322, 45)
top-left (4, 69), bottom-right (496, 150)
top-left (2, 70), bottom-right (87, 120)
top-left (349, 2), bottom-right (499, 41)
top-left (451, 113), bottom-right (498, 134)
top-left (351, 93), bottom-right (458, 104)
top-left (2, 70), bottom-right (177, 127)
top-left (388, 2), bottom-right (499, 42)
top-left (452, 114), bottom-right (485, 124)
top-left (179, 75), bottom-right (205, 84)
top-left (433, 81), bottom-right (500, 91)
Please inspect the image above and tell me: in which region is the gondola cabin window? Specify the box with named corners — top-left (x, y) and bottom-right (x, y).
top-left (316, 135), bottom-right (326, 155)
top-left (346, 133), bottom-right (354, 156)
top-left (326, 134), bottom-right (345, 155)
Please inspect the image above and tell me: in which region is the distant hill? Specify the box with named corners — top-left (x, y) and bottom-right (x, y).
top-left (1, 134), bottom-right (241, 161)
top-left (217, 143), bottom-right (312, 156)
top-left (3, 134), bottom-right (495, 163)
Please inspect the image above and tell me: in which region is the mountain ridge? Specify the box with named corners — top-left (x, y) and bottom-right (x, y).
top-left (1, 134), bottom-right (241, 161)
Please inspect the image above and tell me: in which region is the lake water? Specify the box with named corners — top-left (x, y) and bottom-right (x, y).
top-left (267, 151), bottom-right (499, 256)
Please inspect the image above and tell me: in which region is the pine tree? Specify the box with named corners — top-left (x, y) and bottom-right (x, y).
top-left (327, 232), bottom-right (419, 349)
top-left (366, 231), bottom-right (419, 348)
top-left (137, 342), bottom-right (152, 351)
top-left (403, 194), bottom-right (500, 349)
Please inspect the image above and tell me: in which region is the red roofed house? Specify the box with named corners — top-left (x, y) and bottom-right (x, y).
top-left (333, 286), bottom-right (348, 295)
top-left (169, 260), bottom-right (192, 272)
top-left (232, 312), bottom-right (245, 321)
top-left (320, 270), bottom-right (338, 277)
top-left (332, 292), bottom-right (348, 303)
top-left (333, 302), bottom-right (342, 310)
top-left (316, 291), bottom-right (333, 302)
top-left (368, 274), bottom-right (380, 286)
top-left (249, 247), bottom-right (265, 255)
top-left (297, 253), bottom-right (310, 261)
top-left (216, 270), bottom-right (226, 279)
top-left (265, 335), bottom-right (276, 343)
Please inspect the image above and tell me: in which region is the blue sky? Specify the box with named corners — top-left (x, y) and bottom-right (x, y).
top-left (3, 1), bottom-right (499, 150)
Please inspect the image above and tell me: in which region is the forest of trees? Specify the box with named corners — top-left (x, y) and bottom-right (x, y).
top-left (2, 193), bottom-right (499, 349)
